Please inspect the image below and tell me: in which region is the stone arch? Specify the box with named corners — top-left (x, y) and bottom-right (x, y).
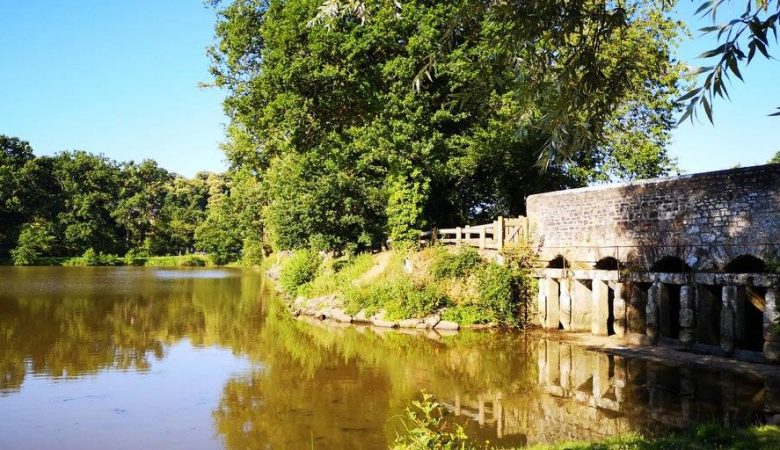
top-left (650, 256), bottom-right (692, 273)
top-left (594, 257), bottom-right (619, 270)
top-left (723, 255), bottom-right (766, 273)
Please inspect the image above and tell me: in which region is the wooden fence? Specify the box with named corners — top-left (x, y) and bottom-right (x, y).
top-left (420, 216), bottom-right (529, 250)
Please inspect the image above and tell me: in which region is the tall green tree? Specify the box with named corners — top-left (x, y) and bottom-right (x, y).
top-left (48, 151), bottom-right (124, 255)
top-left (0, 136), bottom-right (37, 255)
top-left (209, 0), bottom-right (685, 251)
top-left (114, 160), bottom-right (174, 254)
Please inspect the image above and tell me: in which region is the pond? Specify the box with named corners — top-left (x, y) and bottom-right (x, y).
top-left (0, 267), bottom-right (773, 449)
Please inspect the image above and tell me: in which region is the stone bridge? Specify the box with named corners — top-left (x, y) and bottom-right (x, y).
top-left (525, 164), bottom-right (780, 363)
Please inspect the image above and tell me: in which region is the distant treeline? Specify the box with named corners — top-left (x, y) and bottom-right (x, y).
top-left (0, 135), bottom-right (262, 265)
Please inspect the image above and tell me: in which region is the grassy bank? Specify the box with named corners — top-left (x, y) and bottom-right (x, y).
top-left (391, 395), bottom-right (780, 450)
top-left (1, 253), bottom-right (215, 268)
top-left (274, 245), bottom-right (537, 326)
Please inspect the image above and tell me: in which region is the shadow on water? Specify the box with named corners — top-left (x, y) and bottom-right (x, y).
top-left (0, 267), bottom-right (775, 449)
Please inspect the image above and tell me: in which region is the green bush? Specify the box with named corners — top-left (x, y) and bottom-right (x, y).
top-left (344, 276), bottom-right (446, 320)
top-left (63, 248), bottom-right (122, 266)
top-left (431, 247), bottom-right (483, 279)
top-left (474, 263), bottom-right (516, 324)
top-left (279, 249), bottom-right (322, 294)
top-left (241, 237), bottom-right (264, 266)
top-left (10, 220), bottom-right (55, 266)
top-left (178, 255), bottom-right (207, 267)
top-left (123, 249), bottom-right (147, 266)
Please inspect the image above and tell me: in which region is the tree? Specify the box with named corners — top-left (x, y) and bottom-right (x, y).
top-left (770, 151), bottom-right (780, 164)
top-left (208, 0), bottom-right (684, 250)
top-left (49, 151), bottom-right (124, 255)
top-left (114, 160), bottom-right (174, 254)
top-left (0, 135), bottom-right (36, 255)
top-left (157, 174), bottom-right (211, 254)
top-left (10, 219), bottom-right (55, 265)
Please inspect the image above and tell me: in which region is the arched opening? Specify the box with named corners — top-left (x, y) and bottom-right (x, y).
top-left (547, 255), bottom-right (572, 269)
top-left (660, 284), bottom-right (681, 340)
top-left (650, 256), bottom-right (692, 273)
top-left (696, 285), bottom-right (721, 346)
top-left (595, 257), bottom-right (619, 270)
top-left (740, 285), bottom-right (766, 352)
top-left (724, 255), bottom-right (766, 273)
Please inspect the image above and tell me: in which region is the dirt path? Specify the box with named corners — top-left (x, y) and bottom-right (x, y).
top-left (353, 252), bottom-right (391, 285)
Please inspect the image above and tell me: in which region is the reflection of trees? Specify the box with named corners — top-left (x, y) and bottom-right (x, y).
top-left (0, 268), bottom-right (267, 394)
top-left (212, 298), bottom-right (538, 449)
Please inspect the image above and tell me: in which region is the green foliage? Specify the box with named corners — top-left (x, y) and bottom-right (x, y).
top-left (279, 249), bottom-right (323, 294)
top-left (10, 220), bottom-right (55, 265)
top-left (208, 0), bottom-right (684, 252)
top-left (241, 237), bottom-right (265, 266)
top-left (391, 393), bottom-right (474, 450)
top-left (770, 151), bottom-right (780, 164)
top-left (386, 172), bottom-right (429, 248)
top-left (677, 0), bottom-right (780, 123)
top-left (299, 252), bottom-right (376, 298)
top-left (473, 263), bottom-right (516, 324)
top-left (63, 248), bottom-right (123, 266)
top-left (344, 276), bottom-right (446, 320)
top-left (431, 247), bottom-right (483, 280)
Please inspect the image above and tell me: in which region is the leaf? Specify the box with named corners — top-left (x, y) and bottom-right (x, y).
top-left (702, 96), bottom-right (714, 123)
top-left (695, 1), bottom-right (713, 16)
top-left (676, 87), bottom-right (702, 102)
top-left (726, 54), bottom-right (743, 80)
top-left (698, 44), bottom-right (726, 58)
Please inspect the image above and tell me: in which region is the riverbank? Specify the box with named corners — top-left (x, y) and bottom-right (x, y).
top-left (1, 253), bottom-right (215, 267)
top-left (266, 246), bottom-right (536, 330)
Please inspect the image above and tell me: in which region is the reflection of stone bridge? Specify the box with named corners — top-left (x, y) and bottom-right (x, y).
top-left (441, 340), bottom-right (780, 445)
top-left (526, 165), bottom-right (780, 363)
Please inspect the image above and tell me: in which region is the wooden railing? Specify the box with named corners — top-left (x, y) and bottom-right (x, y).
top-left (420, 216), bottom-right (529, 250)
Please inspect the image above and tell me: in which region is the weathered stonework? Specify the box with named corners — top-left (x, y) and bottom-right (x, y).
top-left (526, 164), bottom-right (780, 270)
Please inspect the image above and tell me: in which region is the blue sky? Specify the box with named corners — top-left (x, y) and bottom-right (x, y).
top-left (0, 1), bottom-right (777, 177)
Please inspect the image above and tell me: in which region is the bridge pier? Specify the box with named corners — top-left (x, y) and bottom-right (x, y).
top-left (532, 268), bottom-right (780, 364)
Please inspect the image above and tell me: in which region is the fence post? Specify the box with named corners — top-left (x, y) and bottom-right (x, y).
top-left (456, 227), bottom-right (462, 245)
top-left (495, 216), bottom-right (504, 249)
top-left (479, 226), bottom-right (486, 249)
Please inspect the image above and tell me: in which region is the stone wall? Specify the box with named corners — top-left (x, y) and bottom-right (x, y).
top-left (525, 164), bottom-right (780, 271)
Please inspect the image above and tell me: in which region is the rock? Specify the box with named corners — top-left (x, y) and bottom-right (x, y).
top-left (353, 310), bottom-right (370, 323)
top-left (266, 265), bottom-right (281, 280)
top-left (294, 296), bottom-right (306, 308)
top-left (372, 318), bottom-right (398, 328)
top-left (399, 318), bottom-right (422, 328)
top-left (423, 314), bottom-right (441, 328)
top-left (434, 320), bottom-right (459, 331)
top-left (415, 322), bottom-right (428, 330)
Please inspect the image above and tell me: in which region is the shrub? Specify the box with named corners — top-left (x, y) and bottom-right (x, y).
top-left (474, 263), bottom-right (516, 325)
top-left (431, 247), bottom-right (483, 279)
top-left (279, 249), bottom-right (322, 294)
top-left (391, 394), bottom-right (472, 450)
top-left (344, 275), bottom-right (446, 320)
top-left (10, 220), bottom-right (55, 266)
top-left (123, 249), bottom-right (147, 266)
top-left (241, 237), bottom-right (264, 266)
top-left (178, 255), bottom-right (207, 267)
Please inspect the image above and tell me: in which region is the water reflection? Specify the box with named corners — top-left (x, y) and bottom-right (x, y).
top-left (0, 267), bottom-right (774, 449)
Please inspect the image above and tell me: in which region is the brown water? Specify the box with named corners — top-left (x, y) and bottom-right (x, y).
top-left (0, 267), bottom-right (773, 449)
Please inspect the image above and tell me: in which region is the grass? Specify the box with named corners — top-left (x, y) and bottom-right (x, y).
top-left (275, 245), bottom-right (535, 325)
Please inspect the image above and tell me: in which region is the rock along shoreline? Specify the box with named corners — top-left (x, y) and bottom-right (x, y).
top-left (266, 265), bottom-right (498, 333)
